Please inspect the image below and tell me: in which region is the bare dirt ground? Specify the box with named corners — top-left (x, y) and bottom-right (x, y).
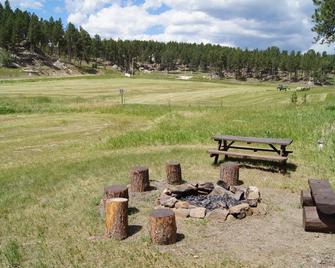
top-left (127, 179), bottom-right (335, 268)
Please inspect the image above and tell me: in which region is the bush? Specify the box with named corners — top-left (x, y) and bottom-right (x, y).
top-left (291, 92), bottom-right (298, 104)
top-left (0, 49), bottom-right (12, 67)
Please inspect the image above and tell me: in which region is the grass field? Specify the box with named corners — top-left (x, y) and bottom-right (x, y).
top-left (0, 76), bottom-right (334, 267)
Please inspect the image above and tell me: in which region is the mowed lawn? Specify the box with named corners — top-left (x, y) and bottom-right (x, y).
top-left (0, 76), bottom-right (334, 267)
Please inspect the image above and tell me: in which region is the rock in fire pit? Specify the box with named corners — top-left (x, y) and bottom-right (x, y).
top-left (157, 182), bottom-right (266, 221)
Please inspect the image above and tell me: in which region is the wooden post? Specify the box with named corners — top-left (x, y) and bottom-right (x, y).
top-left (149, 209), bottom-right (177, 245)
top-left (300, 190), bottom-right (314, 207)
top-left (166, 161), bottom-right (182, 185)
top-left (303, 206), bottom-right (335, 233)
top-left (220, 162), bottom-right (239, 187)
top-left (105, 198), bottom-right (128, 240)
top-left (130, 166), bottom-right (150, 192)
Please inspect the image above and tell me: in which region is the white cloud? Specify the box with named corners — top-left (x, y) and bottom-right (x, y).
top-left (65, 0), bottom-right (335, 53)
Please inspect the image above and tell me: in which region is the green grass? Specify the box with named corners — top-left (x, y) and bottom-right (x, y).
top-left (0, 75), bottom-right (334, 267)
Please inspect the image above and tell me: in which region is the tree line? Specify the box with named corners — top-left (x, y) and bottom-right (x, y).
top-left (0, 0), bottom-right (334, 83)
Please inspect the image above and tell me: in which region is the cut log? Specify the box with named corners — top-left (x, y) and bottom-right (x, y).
top-left (105, 198), bottom-right (128, 240)
top-left (149, 208), bottom-right (177, 245)
top-left (303, 206), bottom-right (335, 233)
top-left (301, 190), bottom-right (314, 207)
top-left (166, 161), bottom-right (182, 185)
top-left (104, 184), bottom-right (128, 201)
top-left (308, 179), bottom-right (335, 215)
top-left (220, 162), bottom-right (239, 187)
top-left (130, 166), bottom-right (150, 192)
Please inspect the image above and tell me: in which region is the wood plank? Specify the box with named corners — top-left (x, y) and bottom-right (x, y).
top-left (213, 135), bottom-right (293, 146)
top-left (227, 145), bottom-right (292, 154)
top-left (309, 179), bottom-right (335, 215)
top-left (301, 190), bottom-right (315, 207)
top-left (303, 206), bottom-right (335, 233)
top-left (207, 149), bottom-right (288, 162)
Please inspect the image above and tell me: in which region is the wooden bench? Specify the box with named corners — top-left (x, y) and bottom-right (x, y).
top-left (208, 135), bottom-right (293, 173)
top-left (302, 179), bottom-right (335, 233)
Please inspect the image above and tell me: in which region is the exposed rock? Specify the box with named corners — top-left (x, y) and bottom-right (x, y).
top-left (173, 208), bottom-right (190, 218)
top-left (162, 188), bottom-right (172, 195)
top-left (233, 190), bottom-right (245, 201)
top-left (206, 209), bottom-right (229, 223)
top-left (250, 203), bottom-right (267, 216)
top-left (246, 186), bottom-right (260, 200)
top-left (159, 193), bottom-right (177, 208)
top-left (226, 215), bottom-right (236, 222)
top-left (190, 207), bottom-right (206, 219)
top-left (230, 185), bottom-right (247, 194)
top-left (229, 203), bottom-right (250, 215)
top-left (197, 182), bottom-right (214, 194)
top-left (209, 186), bottom-right (232, 196)
top-left (246, 186), bottom-right (261, 207)
top-left (247, 199), bottom-right (258, 207)
top-left (175, 201), bottom-right (190, 209)
top-left (168, 183), bottom-right (198, 197)
top-left (217, 180), bottom-right (229, 190)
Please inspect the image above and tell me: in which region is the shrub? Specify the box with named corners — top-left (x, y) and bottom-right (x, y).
top-left (0, 49), bottom-right (12, 67)
top-left (291, 92), bottom-right (298, 104)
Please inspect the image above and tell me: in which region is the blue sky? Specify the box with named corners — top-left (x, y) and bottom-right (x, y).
top-left (2, 0), bottom-right (334, 53)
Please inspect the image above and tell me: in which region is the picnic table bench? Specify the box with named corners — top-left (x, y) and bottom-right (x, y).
top-left (208, 135), bottom-right (293, 173)
top-left (302, 179), bottom-right (335, 233)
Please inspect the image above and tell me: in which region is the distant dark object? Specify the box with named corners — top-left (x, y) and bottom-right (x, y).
top-left (277, 84), bottom-right (289, 91)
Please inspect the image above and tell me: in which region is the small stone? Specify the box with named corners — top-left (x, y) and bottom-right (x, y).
top-left (229, 203), bottom-right (250, 214)
top-left (209, 186), bottom-right (231, 196)
top-left (173, 208), bottom-right (190, 218)
top-left (246, 208), bottom-right (253, 216)
top-left (175, 201), bottom-right (190, 209)
top-left (250, 203), bottom-right (267, 216)
top-left (229, 203), bottom-right (250, 219)
top-left (226, 215), bottom-right (236, 221)
top-left (190, 207), bottom-right (206, 219)
top-left (246, 186), bottom-right (261, 207)
top-left (206, 209), bottom-right (229, 222)
top-left (233, 190), bottom-right (244, 201)
top-left (247, 199), bottom-right (258, 207)
top-left (246, 186), bottom-right (260, 200)
top-left (159, 193), bottom-right (177, 208)
top-left (163, 188), bottom-right (172, 195)
top-left (235, 211), bottom-right (247, 219)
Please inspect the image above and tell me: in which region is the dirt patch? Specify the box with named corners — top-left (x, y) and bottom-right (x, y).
top-left (127, 182), bottom-right (335, 267)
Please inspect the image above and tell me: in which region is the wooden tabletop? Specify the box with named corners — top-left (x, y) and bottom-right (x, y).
top-left (213, 135), bottom-right (293, 146)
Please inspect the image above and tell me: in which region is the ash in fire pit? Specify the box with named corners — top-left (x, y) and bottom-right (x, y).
top-left (158, 182), bottom-right (266, 220)
top-left (180, 194), bottom-right (241, 211)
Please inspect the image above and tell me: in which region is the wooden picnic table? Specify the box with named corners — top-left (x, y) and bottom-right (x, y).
top-left (208, 135), bottom-right (293, 173)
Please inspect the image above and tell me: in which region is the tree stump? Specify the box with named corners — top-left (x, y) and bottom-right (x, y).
top-left (104, 185), bottom-right (129, 206)
top-left (220, 162), bottom-right (239, 187)
top-left (166, 161), bottom-right (182, 185)
top-left (149, 208), bottom-right (177, 245)
top-left (130, 166), bottom-right (150, 192)
top-left (105, 198), bottom-right (128, 240)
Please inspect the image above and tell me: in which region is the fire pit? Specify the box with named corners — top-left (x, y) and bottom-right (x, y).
top-left (158, 182), bottom-right (266, 220)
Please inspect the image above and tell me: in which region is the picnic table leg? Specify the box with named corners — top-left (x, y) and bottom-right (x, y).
top-left (280, 145), bottom-right (287, 174)
top-left (223, 141), bottom-right (228, 161)
top-left (214, 140), bottom-right (222, 165)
